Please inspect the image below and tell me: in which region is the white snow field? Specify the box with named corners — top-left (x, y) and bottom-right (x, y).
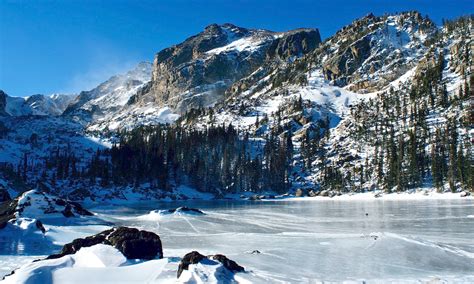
top-left (1, 199), bottom-right (474, 283)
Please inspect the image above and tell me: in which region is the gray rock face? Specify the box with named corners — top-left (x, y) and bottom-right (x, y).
top-left (137, 24), bottom-right (321, 113)
top-left (318, 11), bottom-right (436, 92)
top-left (0, 90), bottom-right (9, 116)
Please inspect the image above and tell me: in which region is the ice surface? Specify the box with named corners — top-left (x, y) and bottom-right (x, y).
top-left (1, 199), bottom-right (473, 283)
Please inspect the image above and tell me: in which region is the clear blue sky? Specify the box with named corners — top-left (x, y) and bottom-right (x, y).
top-left (1, 0), bottom-right (472, 97)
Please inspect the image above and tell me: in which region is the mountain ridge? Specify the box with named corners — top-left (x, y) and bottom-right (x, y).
top-left (0, 11), bottom-right (471, 201)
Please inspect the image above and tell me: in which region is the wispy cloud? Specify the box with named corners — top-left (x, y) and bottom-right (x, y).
top-left (60, 37), bottom-right (143, 94)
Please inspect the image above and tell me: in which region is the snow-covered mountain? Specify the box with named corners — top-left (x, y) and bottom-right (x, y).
top-left (0, 90), bottom-right (76, 117)
top-left (0, 11), bottom-right (472, 201)
top-left (82, 24), bottom-right (320, 131)
top-left (25, 93), bottom-right (77, 116)
top-left (181, 13), bottom-right (437, 130)
top-left (63, 61), bottom-right (152, 125)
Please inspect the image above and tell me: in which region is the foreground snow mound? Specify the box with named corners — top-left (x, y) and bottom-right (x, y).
top-left (177, 251), bottom-right (246, 283)
top-left (2, 244), bottom-right (167, 284)
top-left (72, 244), bottom-right (126, 267)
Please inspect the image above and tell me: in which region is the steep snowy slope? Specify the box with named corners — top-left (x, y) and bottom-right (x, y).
top-left (4, 95), bottom-right (32, 116)
top-left (63, 62), bottom-right (153, 125)
top-left (25, 93), bottom-right (77, 116)
top-left (183, 13), bottom-right (433, 133)
top-left (319, 12), bottom-right (436, 92)
top-left (142, 23), bottom-right (320, 112)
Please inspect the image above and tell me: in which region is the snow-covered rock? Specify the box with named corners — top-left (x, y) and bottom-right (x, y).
top-left (47, 226), bottom-right (163, 260)
top-left (0, 190), bottom-right (94, 235)
top-left (177, 251), bottom-right (246, 283)
top-left (14, 190), bottom-right (93, 220)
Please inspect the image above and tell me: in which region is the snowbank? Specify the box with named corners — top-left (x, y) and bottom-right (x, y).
top-left (2, 244), bottom-right (167, 284)
top-left (268, 190), bottom-right (473, 202)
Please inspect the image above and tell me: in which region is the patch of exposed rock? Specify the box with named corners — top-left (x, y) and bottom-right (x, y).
top-left (47, 227), bottom-right (163, 260)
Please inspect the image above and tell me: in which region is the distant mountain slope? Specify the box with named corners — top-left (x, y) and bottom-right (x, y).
top-left (0, 90), bottom-right (76, 117)
top-left (81, 24), bottom-right (320, 132)
top-left (25, 93), bottom-right (76, 116)
top-left (63, 61), bottom-right (152, 125)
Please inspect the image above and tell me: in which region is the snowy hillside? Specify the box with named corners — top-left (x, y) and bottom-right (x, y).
top-left (63, 62), bottom-right (153, 125)
top-left (25, 94), bottom-right (76, 116)
top-left (0, 12), bottom-right (472, 202)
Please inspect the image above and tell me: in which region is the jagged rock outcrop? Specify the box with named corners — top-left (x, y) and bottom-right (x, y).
top-left (136, 24), bottom-right (321, 113)
top-left (0, 90), bottom-right (8, 116)
top-left (318, 11), bottom-right (436, 92)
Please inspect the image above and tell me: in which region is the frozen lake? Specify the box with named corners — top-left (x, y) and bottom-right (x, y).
top-left (2, 198), bottom-right (474, 282)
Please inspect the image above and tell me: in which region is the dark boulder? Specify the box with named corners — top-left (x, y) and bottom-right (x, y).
top-left (70, 201), bottom-right (94, 216)
top-left (35, 220), bottom-right (46, 234)
top-left (48, 228), bottom-right (113, 259)
top-left (108, 227), bottom-right (163, 259)
top-left (62, 204), bottom-right (75, 217)
top-left (47, 227), bottom-right (163, 260)
top-left (248, 195), bottom-right (261, 201)
top-left (177, 251), bottom-right (207, 278)
top-left (210, 254), bottom-right (245, 272)
top-left (177, 251), bottom-right (245, 278)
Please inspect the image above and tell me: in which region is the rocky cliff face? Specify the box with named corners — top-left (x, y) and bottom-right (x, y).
top-left (0, 91), bottom-right (8, 116)
top-left (136, 24), bottom-right (321, 113)
top-left (318, 11), bottom-right (436, 92)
